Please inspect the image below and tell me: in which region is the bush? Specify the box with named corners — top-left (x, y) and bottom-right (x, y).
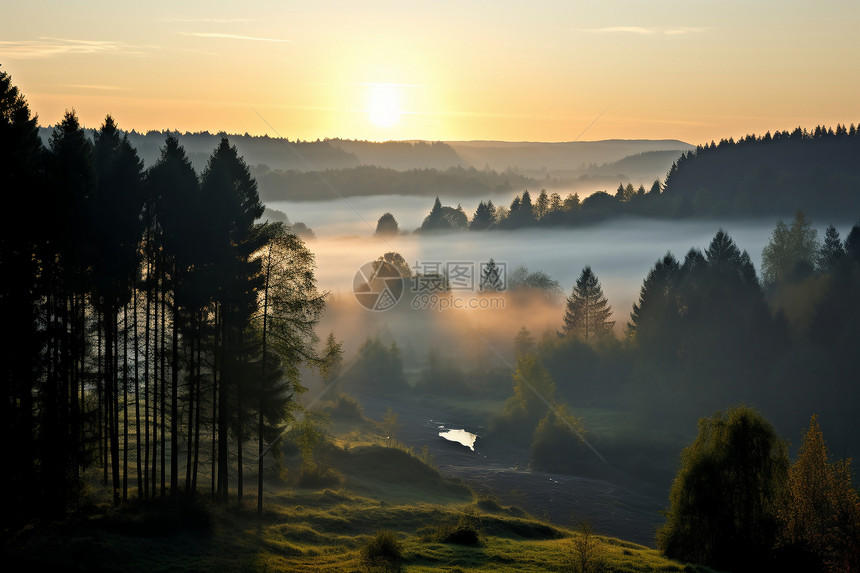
top-left (419, 509), bottom-right (482, 546)
top-left (571, 520), bottom-right (603, 573)
top-left (657, 405), bottom-right (789, 571)
top-left (296, 462), bottom-right (343, 488)
top-left (360, 530), bottom-right (404, 572)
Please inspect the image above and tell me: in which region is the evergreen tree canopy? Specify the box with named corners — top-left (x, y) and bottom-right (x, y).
top-left (374, 212), bottom-right (399, 236)
top-left (480, 258), bottom-right (504, 291)
top-left (761, 211), bottom-right (820, 287)
top-left (562, 266), bottom-right (614, 341)
top-left (817, 224), bottom-right (845, 273)
top-left (778, 415), bottom-right (860, 572)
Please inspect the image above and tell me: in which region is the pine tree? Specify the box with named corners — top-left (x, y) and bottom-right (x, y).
top-left (844, 224), bottom-right (860, 264)
top-left (779, 415), bottom-right (860, 572)
top-left (514, 326), bottom-right (535, 356)
top-left (92, 116), bottom-right (146, 504)
top-left (42, 110), bottom-right (97, 509)
top-left (761, 211), bottom-right (820, 286)
top-left (817, 224), bottom-right (845, 273)
top-left (627, 253), bottom-right (680, 344)
top-left (420, 196), bottom-right (444, 230)
top-left (0, 66), bottom-right (45, 518)
top-left (562, 193), bottom-right (580, 212)
top-left (200, 137), bottom-right (266, 500)
top-left (470, 201), bottom-right (495, 230)
top-left (534, 189), bottom-right (550, 220)
top-left (147, 135), bottom-right (201, 496)
top-left (480, 258), bottom-right (504, 291)
top-left (562, 266), bottom-right (614, 341)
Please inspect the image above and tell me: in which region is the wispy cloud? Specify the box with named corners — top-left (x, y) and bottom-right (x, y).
top-left (182, 32), bottom-right (292, 43)
top-left (0, 37), bottom-right (146, 59)
top-left (59, 84), bottom-right (129, 91)
top-left (353, 82), bottom-right (426, 88)
top-left (162, 17), bottom-right (256, 23)
top-left (583, 26), bottom-right (705, 36)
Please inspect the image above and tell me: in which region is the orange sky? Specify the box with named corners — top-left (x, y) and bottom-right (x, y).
top-left (2, 0), bottom-right (858, 146)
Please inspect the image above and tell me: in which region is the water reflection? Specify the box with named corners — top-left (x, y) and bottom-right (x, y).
top-left (439, 429), bottom-right (478, 451)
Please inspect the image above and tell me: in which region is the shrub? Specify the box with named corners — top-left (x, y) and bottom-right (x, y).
top-left (657, 405), bottom-right (789, 571)
top-left (360, 530), bottom-right (404, 572)
top-left (420, 509), bottom-right (481, 546)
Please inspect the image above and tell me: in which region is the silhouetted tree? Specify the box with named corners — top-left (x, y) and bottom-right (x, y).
top-left (761, 211), bottom-right (820, 287)
top-left (845, 223), bottom-right (860, 263)
top-left (91, 115), bottom-right (146, 504)
top-left (508, 265), bottom-right (561, 299)
top-left (374, 212), bottom-right (399, 236)
top-left (346, 338), bottom-right (406, 395)
top-left (200, 137), bottom-right (266, 500)
top-left (146, 135), bottom-right (202, 496)
top-left (817, 225), bottom-right (845, 273)
top-left (534, 189), bottom-right (550, 220)
top-left (504, 355), bottom-right (556, 428)
top-left (627, 253), bottom-right (680, 346)
top-left (0, 67), bottom-right (45, 520)
top-left (254, 223), bottom-right (328, 511)
top-left (480, 258), bottom-right (504, 291)
top-left (778, 415), bottom-right (860, 572)
top-left (514, 326), bottom-right (536, 356)
top-left (562, 266), bottom-right (614, 341)
top-left (562, 192), bottom-right (580, 212)
top-left (420, 197), bottom-right (467, 231)
top-left (375, 251), bottom-right (412, 279)
top-left (470, 200), bottom-right (496, 230)
top-left (41, 110), bottom-right (97, 510)
top-left (658, 406), bottom-right (789, 571)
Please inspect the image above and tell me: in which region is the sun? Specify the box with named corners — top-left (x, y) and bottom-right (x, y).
top-left (366, 84), bottom-right (401, 129)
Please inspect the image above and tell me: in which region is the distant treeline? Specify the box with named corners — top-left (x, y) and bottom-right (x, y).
top-left (255, 164), bottom-right (537, 202)
top-left (411, 124), bottom-right (860, 231)
top-left (662, 124), bottom-right (860, 217)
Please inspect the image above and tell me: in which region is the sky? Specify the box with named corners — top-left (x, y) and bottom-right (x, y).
top-left (2, 0), bottom-right (858, 145)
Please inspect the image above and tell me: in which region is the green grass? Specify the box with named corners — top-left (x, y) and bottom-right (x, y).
top-left (5, 442), bottom-right (714, 573)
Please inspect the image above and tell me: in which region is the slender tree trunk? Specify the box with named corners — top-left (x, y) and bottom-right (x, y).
top-left (211, 304), bottom-right (218, 499)
top-left (160, 266), bottom-right (167, 497)
top-left (134, 282), bottom-right (143, 497)
top-left (69, 293), bottom-right (79, 481)
top-left (112, 302), bottom-right (121, 506)
top-left (122, 303), bottom-right (129, 502)
top-left (79, 295), bottom-right (87, 481)
top-left (104, 302), bottom-right (120, 506)
top-left (191, 317), bottom-right (202, 494)
top-left (185, 310), bottom-right (195, 494)
top-left (258, 244), bottom-right (272, 514)
top-left (143, 259), bottom-right (151, 498)
top-left (98, 314), bottom-right (106, 486)
top-left (237, 385), bottom-right (243, 504)
top-left (171, 265), bottom-right (180, 496)
top-left (151, 267), bottom-right (158, 498)
top-left (217, 310), bottom-right (228, 500)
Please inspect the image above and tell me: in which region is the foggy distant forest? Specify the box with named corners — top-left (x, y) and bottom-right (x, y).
top-left (4, 67), bottom-right (860, 573)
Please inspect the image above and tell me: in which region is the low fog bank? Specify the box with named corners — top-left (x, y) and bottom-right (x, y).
top-left (271, 212), bottom-right (813, 316)
top-left (293, 211), bottom-right (860, 503)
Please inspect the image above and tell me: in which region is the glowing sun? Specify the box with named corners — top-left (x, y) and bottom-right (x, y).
top-left (365, 84), bottom-right (401, 128)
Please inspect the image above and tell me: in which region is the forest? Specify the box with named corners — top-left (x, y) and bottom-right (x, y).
top-left (408, 127), bottom-right (860, 232)
top-left (3, 66), bottom-right (860, 573)
top-left (2, 70), bottom-right (337, 522)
